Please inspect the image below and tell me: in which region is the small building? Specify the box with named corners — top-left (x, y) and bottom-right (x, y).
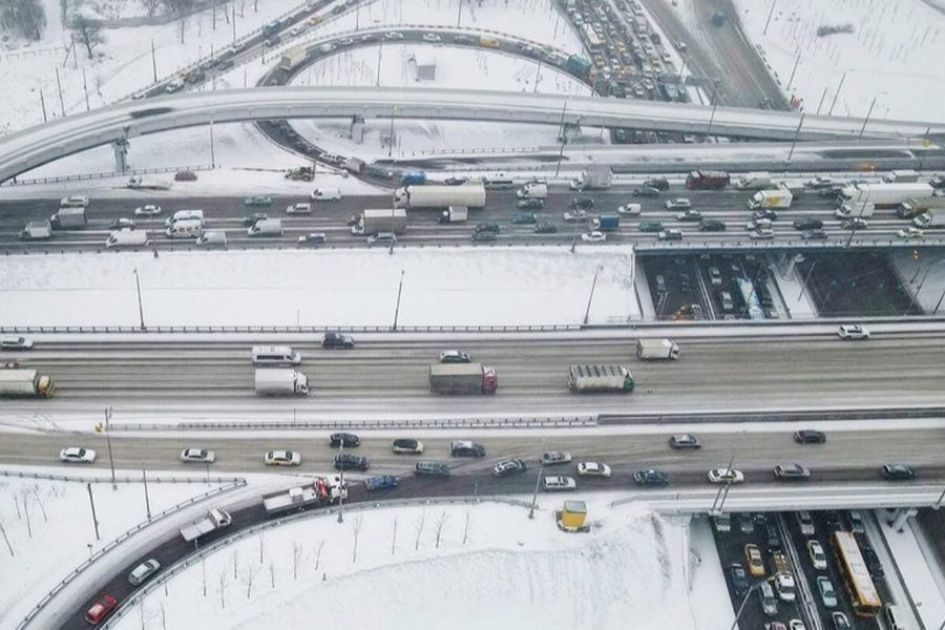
top-left (412, 51), bottom-right (436, 81)
top-left (558, 500), bottom-right (588, 532)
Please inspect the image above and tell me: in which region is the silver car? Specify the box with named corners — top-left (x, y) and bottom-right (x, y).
top-left (128, 558), bottom-right (161, 586)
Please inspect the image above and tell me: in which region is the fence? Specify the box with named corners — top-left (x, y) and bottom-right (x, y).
top-left (3, 164), bottom-right (211, 187)
top-left (0, 469), bottom-right (244, 484)
top-left (112, 416), bottom-right (597, 432)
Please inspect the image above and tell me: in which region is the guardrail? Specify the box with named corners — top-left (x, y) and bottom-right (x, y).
top-left (16, 478), bottom-right (246, 630)
top-left (4, 165), bottom-right (211, 187)
top-left (0, 469), bottom-right (244, 484)
top-left (112, 416), bottom-right (597, 432)
top-left (598, 406), bottom-right (945, 425)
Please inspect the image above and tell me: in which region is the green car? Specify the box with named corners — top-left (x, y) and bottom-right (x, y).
top-left (534, 222), bottom-right (558, 234)
top-left (512, 212), bottom-right (538, 225)
top-left (244, 195), bottom-right (273, 207)
top-left (639, 221), bottom-right (664, 233)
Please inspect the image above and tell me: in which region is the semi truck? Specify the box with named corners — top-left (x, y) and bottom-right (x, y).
top-left (21, 220), bottom-right (52, 240)
top-left (180, 508), bottom-right (232, 542)
top-left (0, 369), bottom-right (54, 398)
top-left (262, 477), bottom-right (347, 517)
top-left (437, 206), bottom-right (468, 225)
top-left (686, 170), bottom-right (730, 190)
top-left (279, 47), bottom-right (308, 72)
top-left (840, 183), bottom-right (934, 209)
top-left (898, 196), bottom-right (945, 219)
top-left (913, 208), bottom-right (945, 228)
top-left (352, 209), bottom-right (408, 235)
top-left (50, 207), bottom-right (87, 229)
top-left (883, 169), bottom-right (919, 183)
top-left (254, 368), bottom-right (309, 396)
top-left (747, 190), bottom-right (793, 210)
top-left (428, 363), bottom-right (498, 394)
top-left (569, 166), bottom-right (613, 191)
top-left (393, 184), bottom-right (486, 209)
top-left (636, 338), bottom-right (680, 360)
top-left (590, 215), bottom-right (620, 231)
top-left (566, 365), bottom-right (634, 393)
top-left (735, 172), bottom-right (772, 190)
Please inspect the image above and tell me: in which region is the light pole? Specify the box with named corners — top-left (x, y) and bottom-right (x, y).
top-left (375, 22), bottom-right (383, 87)
top-left (828, 70), bottom-right (847, 116)
top-left (337, 441), bottom-right (345, 523)
top-left (786, 112), bottom-right (805, 163)
top-left (553, 100), bottom-right (569, 177)
top-left (104, 407), bottom-right (116, 490)
top-left (528, 441), bottom-right (546, 519)
top-left (705, 78), bottom-right (722, 138)
top-left (730, 577), bottom-right (776, 630)
top-left (583, 265), bottom-right (603, 325)
top-left (209, 118), bottom-right (215, 169)
top-left (392, 270), bottom-right (405, 331)
top-left (133, 268), bottom-right (145, 331)
top-left (388, 106), bottom-right (398, 158)
top-left (858, 92), bottom-right (880, 138)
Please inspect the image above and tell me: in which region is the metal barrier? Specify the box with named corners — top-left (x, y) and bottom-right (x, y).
top-left (112, 416), bottom-right (597, 432)
top-left (0, 469), bottom-right (244, 484)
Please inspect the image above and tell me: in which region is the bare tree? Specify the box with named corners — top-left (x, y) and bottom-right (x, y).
top-left (351, 516), bottom-right (363, 563)
top-left (71, 13), bottom-right (104, 60)
top-left (435, 512), bottom-right (448, 548)
top-left (269, 561), bottom-right (275, 588)
top-left (292, 541), bottom-right (302, 580)
top-left (463, 509), bottom-right (471, 545)
top-left (141, 0), bottom-right (160, 18)
top-left (314, 540), bottom-right (324, 571)
top-left (242, 564), bottom-right (257, 599)
top-left (218, 569), bottom-right (228, 609)
top-left (414, 510), bottom-right (426, 550)
top-left (391, 517), bottom-right (397, 556)
top-left (0, 0), bottom-right (47, 40)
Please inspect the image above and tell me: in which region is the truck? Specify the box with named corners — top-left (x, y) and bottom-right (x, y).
top-left (566, 54), bottom-right (595, 81)
top-left (279, 46), bottom-right (308, 72)
top-left (840, 183), bottom-right (934, 209)
top-left (686, 170), bottom-right (730, 190)
top-left (913, 208), bottom-right (945, 228)
top-left (343, 157), bottom-right (365, 175)
top-left (0, 368), bottom-right (54, 398)
top-left (747, 190), bottom-right (793, 210)
top-left (516, 182), bottom-right (548, 199)
top-left (437, 206), bottom-right (468, 225)
top-left (106, 229), bottom-right (150, 248)
top-left (735, 172), bottom-right (772, 190)
top-left (570, 166), bottom-right (613, 191)
top-left (883, 169), bottom-right (919, 183)
top-left (428, 363), bottom-right (498, 395)
top-left (835, 201), bottom-right (875, 218)
top-left (262, 478), bottom-right (347, 517)
top-left (180, 508), bottom-right (232, 542)
top-left (352, 208), bottom-right (408, 235)
top-left (400, 171), bottom-right (428, 186)
top-left (393, 184), bottom-right (486, 210)
top-left (898, 196), bottom-right (945, 219)
top-left (254, 368), bottom-right (309, 396)
top-left (21, 220), bottom-right (52, 241)
top-left (127, 176), bottom-right (171, 190)
top-left (50, 207), bottom-right (87, 229)
top-left (247, 218), bottom-right (283, 237)
top-left (566, 364), bottom-right (634, 394)
top-left (636, 338), bottom-right (680, 360)
top-left (590, 215), bottom-right (620, 231)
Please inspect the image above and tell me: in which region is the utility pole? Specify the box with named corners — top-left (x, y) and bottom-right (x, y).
top-left (209, 119), bottom-right (216, 169)
top-left (86, 483), bottom-right (100, 540)
top-left (392, 270), bottom-right (405, 331)
top-left (583, 266), bottom-right (602, 325)
top-left (55, 67), bottom-right (65, 117)
top-left (858, 94), bottom-right (878, 138)
top-left (142, 468), bottom-right (151, 520)
top-left (337, 442), bottom-right (344, 523)
top-left (828, 71), bottom-right (846, 116)
top-left (705, 78), bottom-right (722, 138)
top-left (151, 39), bottom-right (157, 83)
top-left (786, 112), bottom-right (805, 163)
top-left (763, 0), bottom-right (778, 35)
top-left (133, 268), bottom-right (145, 331)
top-left (82, 69), bottom-right (90, 111)
top-left (104, 407), bottom-right (116, 490)
top-left (553, 100), bottom-right (568, 177)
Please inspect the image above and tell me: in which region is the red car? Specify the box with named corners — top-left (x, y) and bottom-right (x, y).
top-left (86, 594), bottom-right (117, 625)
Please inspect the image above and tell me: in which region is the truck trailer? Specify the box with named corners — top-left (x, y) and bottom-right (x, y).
top-left (0, 369), bottom-right (54, 398)
top-left (841, 183), bottom-right (934, 209)
top-left (686, 170), bottom-right (730, 190)
top-left (898, 196), bottom-right (945, 219)
top-left (747, 190), bottom-right (793, 210)
top-left (913, 208), bottom-right (945, 228)
top-left (21, 220), bottom-right (52, 240)
top-left (180, 508), bottom-right (232, 542)
top-left (429, 363), bottom-right (498, 394)
top-left (393, 184), bottom-right (486, 209)
top-left (735, 172), bottom-right (772, 190)
top-left (636, 338), bottom-right (680, 360)
top-left (566, 365), bottom-right (635, 393)
top-left (352, 209), bottom-right (408, 235)
top-left (50, 207), bottom-right (87, 229)
top-left (262, 478), bottom-right (347, 517)
top-left (254, 369), bottom-right (309, 396)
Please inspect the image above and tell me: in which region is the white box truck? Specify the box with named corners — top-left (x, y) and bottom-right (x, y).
top-left (747, 190), bottom-right (793, 210)
top-left (254, 369), bottom-right (309, 396)
top-left (393, 184), bottom-right (486, 209)
top-left (636, 338), bottom-right (680, 360)
top-left (569, 166), bottom-right (613, 191)
top-left (883, 169), bottom-right (919, 183)
top-left (0, 369), bottom-right (55, 398)
top-left (50, 207), bottom-right (87, 229)
top-left (21, 220), bottom-right (52, 240)
top-left (437, 206), bottom-right (468, 224)
top-left (913, 208), bottom-right (945, 228)
top-left (352, 209), bottom-right (408, 235)
top-left (840, 183), bottom-right (933, 209)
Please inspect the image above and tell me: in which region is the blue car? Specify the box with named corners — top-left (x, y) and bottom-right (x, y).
top-left (364, 475), bottom-right (398, 491)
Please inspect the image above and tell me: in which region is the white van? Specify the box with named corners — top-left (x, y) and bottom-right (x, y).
top-left (252, 346), bottom-right (301, 366)
top-left (195, 231), bottom-right (227, 248)
top-left (165, 219), bottom-right (203, 238)
top-left (106, 229), bottom-right (149, 249)
top-left (311, 188), bottom-right (342, 201)
top-left (164, 209), bottom-right (205, 228)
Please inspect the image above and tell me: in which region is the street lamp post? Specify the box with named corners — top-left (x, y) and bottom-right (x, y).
top-left (388, 106), bottom-right (398, 158)
top-left (375, 23), bottom-right (383, 87)
top-left (583, 265), bottom-right (603, 325)
top-left (392, 269), bottom-right (405, 331)
top-left (133, 268), bottom-right (145, 331)
top-left (730, 578), bottom-right (776, 630)
top-left (705, 78), bottom-right (722, 138)
top-left (858, 93), bottom-right (879, 138)
top-left (337, 441), bottom-right (344, 523)
top-left (104, 407), bottom-right (116, 490)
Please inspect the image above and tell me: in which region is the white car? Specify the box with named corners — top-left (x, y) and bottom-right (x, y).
top-left (898, 227), bottom-right (924, 239)
top-left (708, 468), bottom-right (745, 484)
top-left (582, 231), bottom-right (606, 243)
top-left (807, 540), bottom-right (827, 570)
top-left (438, 350), bottom-right (472, 363)
top-left (617, 203), bottom-right (641, 216)
top-left (134, 205), bottom-right (162, 217)
top-left (286, 202), bottom-right (312, 214)
top-left (751, 228), bottom-right (775, 240)
top-left (60, 447), bottom-right (96, 463)
top-left (422, 33), bottom-right (442, 42)
top-left (837, 324), bottom-right (870, 340)
top-left (563, 209), bottom-right (588, 222)
top-left (576, 462), bottom-right (612, 477)
top-left (384, 31), bottom-right (404, 40)
top-left (540, 451), bottom-right (572, 466)
top-left (542, 476), bottom-right (577, 491)
top-left (60, 195), bottom-right (90, 208)
top-left (165, 78), bottom-right (184, 93)
top-left (180, 448), bottom-right (216, 464)
top-left (664, 197), bottom-right (691, 210)
top-left (0, 335), bottom-right (34, 350)
top-left (264, 450), bottom-right (301, 466)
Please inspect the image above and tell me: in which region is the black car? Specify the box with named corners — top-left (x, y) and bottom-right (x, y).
top-left (669, 434), bottom-right (701, 449)
top-left (728, 564), bottom-right (749, 595)
top-left (444, 177), bottom-right (467, 186)
top-left (881, 464), bottom-right (917, 480)
top-left (861, 546), bottom-right (885, 578)
top-left (329, 432), bottom-right (360, 448)
top-left (633, 186), bottom-right (661, 197)
top-left (642, 178), bottom-right (670, 191)
top-left (765, 522), bottom-right (781, 549)
top-left (242, 213), bottom-right (269, 227)
top-left (633, 469), bottom-right (669, 486)
top-left (567, 197), bottom-right (595, 210)
top-left (322, 332), bottom-right (354, 349)
top-left (699, 219), bottom-right (726, 232)
top-left (793, 218), bottom-right (824, 230)
top-left (752, 208), bottom-right (778, 221)
top-left (794, 430), bottom-right (826, 444)
top-left (516, 198), bottom-right (544, 210)
top-left (450, 440), bottom-right (486, 458)
top-left (474, 223), bottom-right (501, 234)
top-left (334, 453), bottom-right (370, 471)
top-left (471, 231), bottom-right (497, 242)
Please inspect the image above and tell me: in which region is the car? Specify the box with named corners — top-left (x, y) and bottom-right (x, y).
top-left (534, 222), bottom-right (558, 234)
top-left (708, 468), bottom-right (744, 484)
top-left (61, 195), bottom-right (90, 208)
top-left (788, 621), bottom-right (806, 630)
top-left (109, 218), bottom-right (136, 229)
top-left (664, 197), bottom-right (691, 210)
top-left (676, 209), bottom-right (702, 221)
top-left (817, 575), bottom-right (838, 608)
top-left (669, 434), bottom-right (701, 449)
top-left (765, 623), bottom-right (787, 630)
top-left (563, 209), bottom-right (589, 222)
top-left (392, 438), bottom-right (424, 454)
top-left (642, 178), bottom-right (670, 191)
top-left (844, 510), bottom-right (865, 534)
top-left (335, 453), bottom-right (370, 471)
top-left (286, 202), bottom-right (312, 214)
top-left (298, 232), bottom-right (327, 246)
top-left (633, 186), bottom-right (661, 197)
top-left (367, 232), bottom-right (397, 247)
top-left (542, 475), bottom-right (577, 491)
top-left (264, 450), bottom-right (301, 466)
top-left (840, 217), bottom-right (868, 230)
top-left (59, 447), bottom-right (96, 464)
top-left (728, 563), bottom-right (749, 595)
top-left (329, 432), bottom-right (360, 448)
top-left (576, 462), bottom-right (612, 477)
top-left (773, 463), bottom-right (811, 480)
top-left (134, 204), bottom-right (162, 216)
top-left (0, 335), bottom-right (34, 350)
top-left (471, 231), bottom-right (497, 242)
top-left (422, 32), bottom-right (442, 42)
top-left (540, 451), bottom-right (572, 466)
top-left (616, 203), bottom-right (641, 216)
top-left (797, 510), bottom-right (815, 536)
top-left (753, 208), bottom-right (778, 221)
top-left (633, 469), bottom-right (669, 486)
top-left (337, 37), bottom-right (355, 46)
top-left (708, 267), bottom-right (722, 286)
top-left (434, 349), bottom-right (475, 366)
top-left (581, 231), bottom-right (606, 243)
top-left (794, 429), bottom-right (826, 444)
top-left (659, 229), bottom-right (683, 241)
top-left (450, 440), bottom-right (486, 457)
top-left (751, 228), bottom-right (775, 240)
top-left (128, 558), bottom-right (161, 586)
top-left (414, 460), bottom-right (450, 478)
top-left (805, 176), bottom-right (837, 189)
top-left (179, 448), bottom-right (215, 464)
top-left (765, 522), bottom-right (781, 549)
top-left (862, 545), bottom-right (885, 578)
top-left (759, 581), bottom-right (778, 616)
top-left (638, 221), bottom-right (664, 233)
top-left (384, 31), bottom-right (404, 40)
top-left (744, 543), bottom-right (765, 576)
top-left (244, 195), bottom-right (273, 207)
top-left (493, 459), bottom-right (527, 477)
top-left (475, 222), bottom-right (501, 234)
top-left (321, 332), bottom-right (354, 349)
top-left (453, 34), bottom-right (473, 44)
top-left (567, 197), bottom-right (595, 210)
top-left (364, 475), bottom-right (399, 491)
top-left (831, 612), bottom-right (852, 630)
top-left (793, 217), bottom-right (824, 231)
top-left (242, 212), bottom-right (269, 227)
top-left (85, 594), bottom-right (118, 624)
top-left (444, 176), bottom-right (467, 185)
top-left (837, 324), bottom-right (870, 340)
top-left (898, 227), bottom-right (924, 238)
top-left (516, 198), bottom-right (544, 210)
top-left (699, 219), bottom-right (726, 232)
top-left (882, 463), bottom-right (917, 480)
top-left (737, 513), bottom-right (755, 534)
top-left (807, 539), bottom-right (827, 570)
top-left (512, 212), bottom-right (538, 225)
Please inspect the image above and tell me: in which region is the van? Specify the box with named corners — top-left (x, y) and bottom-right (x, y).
top-left (252, 346), bottom-right (301, 366)
top-left (885, 604), bottom-right (908, 630)
top-left (247, 218), bottom-right (283, 237)
top-left (414, 461), bottom-right (450, 478)
top-left (165, 209), bottom-right (204, 228)
top-left (106, 229), bottom-right (150, 249)
top-left (720, 291), bottom-right (734, 311)
top-left (311, 187), bottom-right (342, 201)
top-left (164, 219), bottom-right (203, 238)
top-left (195, 230), bottom-right (227, 248)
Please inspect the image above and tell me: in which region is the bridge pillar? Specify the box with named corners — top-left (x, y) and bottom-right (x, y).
top-left (885, 507), bottom-right (917, 532)
top-left (111, 138), bottom-right (129, 174)
top-left (350, 115), bottom-right (365, 143)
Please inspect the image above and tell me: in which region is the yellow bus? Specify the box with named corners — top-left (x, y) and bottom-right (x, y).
top-left (831, 531), bottom-right (882, 617)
